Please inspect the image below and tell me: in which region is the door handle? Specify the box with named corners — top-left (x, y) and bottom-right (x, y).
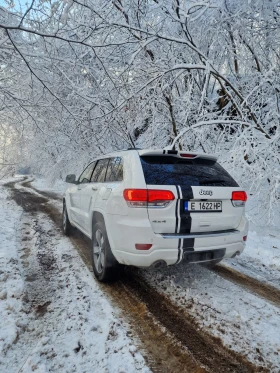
top-left (92, 187), bottom-right (98, 191)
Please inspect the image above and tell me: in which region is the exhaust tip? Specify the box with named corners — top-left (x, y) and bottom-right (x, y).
top-left (231, 251), bottom-right (241, 258)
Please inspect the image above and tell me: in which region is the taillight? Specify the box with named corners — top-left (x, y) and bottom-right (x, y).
top-left (232, 191), bottom-right (247, 207)
top-left (123, 189), bottom-right (175, 208)
top-left (123, 189), bottom-right (147, 201)
top-left (232, 191), bottom-right (247, 201)
top-left (123, 189), bottom-right (147, 207)
top-left (147, 190), bottom-right (175, 202)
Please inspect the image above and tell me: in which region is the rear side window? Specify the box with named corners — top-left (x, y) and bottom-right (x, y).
top-left (91, 159), bottom-right (109, 183)
top-left (105, 157), bottom-right (123, 182)
top-left (140, 156), bottom-right (238, 187)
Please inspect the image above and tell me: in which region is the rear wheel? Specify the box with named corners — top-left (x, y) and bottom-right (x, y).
top-left (62, 202), bottom-right (73, 236)
top-left (91, 221), bottom-right (119, 282)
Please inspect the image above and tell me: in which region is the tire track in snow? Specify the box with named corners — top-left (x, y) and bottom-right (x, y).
top-left (22, 180), bottom-right (62, 201)
top-left (211, 264), bottom-right (280, 308)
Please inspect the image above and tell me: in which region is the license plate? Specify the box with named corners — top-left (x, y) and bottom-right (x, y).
top-left (184, 201), bottom-right (222, 212)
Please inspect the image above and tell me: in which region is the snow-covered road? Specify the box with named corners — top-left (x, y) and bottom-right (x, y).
top-left (1, 176), bottom-right (280, 372)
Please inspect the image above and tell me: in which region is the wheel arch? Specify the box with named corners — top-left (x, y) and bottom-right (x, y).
top-left (92, 210), bottom-right (105, 225)
top-left (91, 210), bottom-right (110, 243)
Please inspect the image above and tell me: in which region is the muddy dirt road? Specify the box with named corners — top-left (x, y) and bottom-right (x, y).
top-left (5, 178), bottom-right (278, 373)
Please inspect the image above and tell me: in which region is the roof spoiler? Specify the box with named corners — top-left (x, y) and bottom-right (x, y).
top-left (138, 149), bottom-right (217, 162)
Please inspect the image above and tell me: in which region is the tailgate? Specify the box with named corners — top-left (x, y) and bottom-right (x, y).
top-left (140, 153), bottom-right (244, 234)
top-left (184, 186), bottom-right (244, 232)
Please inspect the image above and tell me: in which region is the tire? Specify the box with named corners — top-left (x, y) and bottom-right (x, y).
top-left (91, 221), bottom-right (120, 282)
top-left (62, 202), bottom-right (73, 236)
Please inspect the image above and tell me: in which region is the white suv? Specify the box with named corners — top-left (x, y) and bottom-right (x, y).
top-left (63, 149), bottom-right (248, 281)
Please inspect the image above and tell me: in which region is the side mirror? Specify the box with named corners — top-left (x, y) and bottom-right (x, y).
top-left (65, 174), bottom-right (77, 184)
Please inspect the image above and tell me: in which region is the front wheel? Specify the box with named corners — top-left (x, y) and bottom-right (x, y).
top-left (92, 221), bottom-right (120, 282)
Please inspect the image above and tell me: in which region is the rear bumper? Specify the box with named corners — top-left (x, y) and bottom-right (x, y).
top-left (106, 214), bottom-right (248, 267)
top-left (114, 241), bottom-right (245, 267)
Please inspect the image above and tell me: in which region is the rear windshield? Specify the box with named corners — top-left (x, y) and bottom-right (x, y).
top-left (140, 156), bottom-right (239, 187)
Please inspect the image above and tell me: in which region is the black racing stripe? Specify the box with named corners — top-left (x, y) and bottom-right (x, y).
top-left (177, 186), bottom-right (195, 263)
top-left (179, 203), bottom-right (192, 233)
top-left (178, 185), bottom-right (194, 234)
top-left (180, 186), bottom-right (194, 200)
top-left (175, 185), bottom-right (180, 233)
top-left (179, 229), bottom-right (195, 261)
top-left (175, 200), bottom-right (179, 233)
top-left (176, 238), bottom-right (182, 264)
top-left (182, 238), bottom-right (195, 249)
top-left (175, 186), bottom-right (181, 264)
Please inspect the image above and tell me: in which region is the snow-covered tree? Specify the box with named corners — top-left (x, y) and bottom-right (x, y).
top-left (0, 0), bottom-right (279, 222)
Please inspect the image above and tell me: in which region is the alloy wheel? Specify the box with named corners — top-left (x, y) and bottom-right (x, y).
top-left (93, 229), bottom-right (105, 273)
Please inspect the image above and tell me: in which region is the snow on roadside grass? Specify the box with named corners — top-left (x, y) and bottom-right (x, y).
top-left (0, 188), bottom-right (24, 356)
top-left (0, 186), bottom-right (150, 373)
top-left (141, 264), bottom-right (280, 372)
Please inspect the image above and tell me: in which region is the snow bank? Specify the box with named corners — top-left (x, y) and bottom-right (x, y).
top-left (0, 188), bottom-right (24, 358)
